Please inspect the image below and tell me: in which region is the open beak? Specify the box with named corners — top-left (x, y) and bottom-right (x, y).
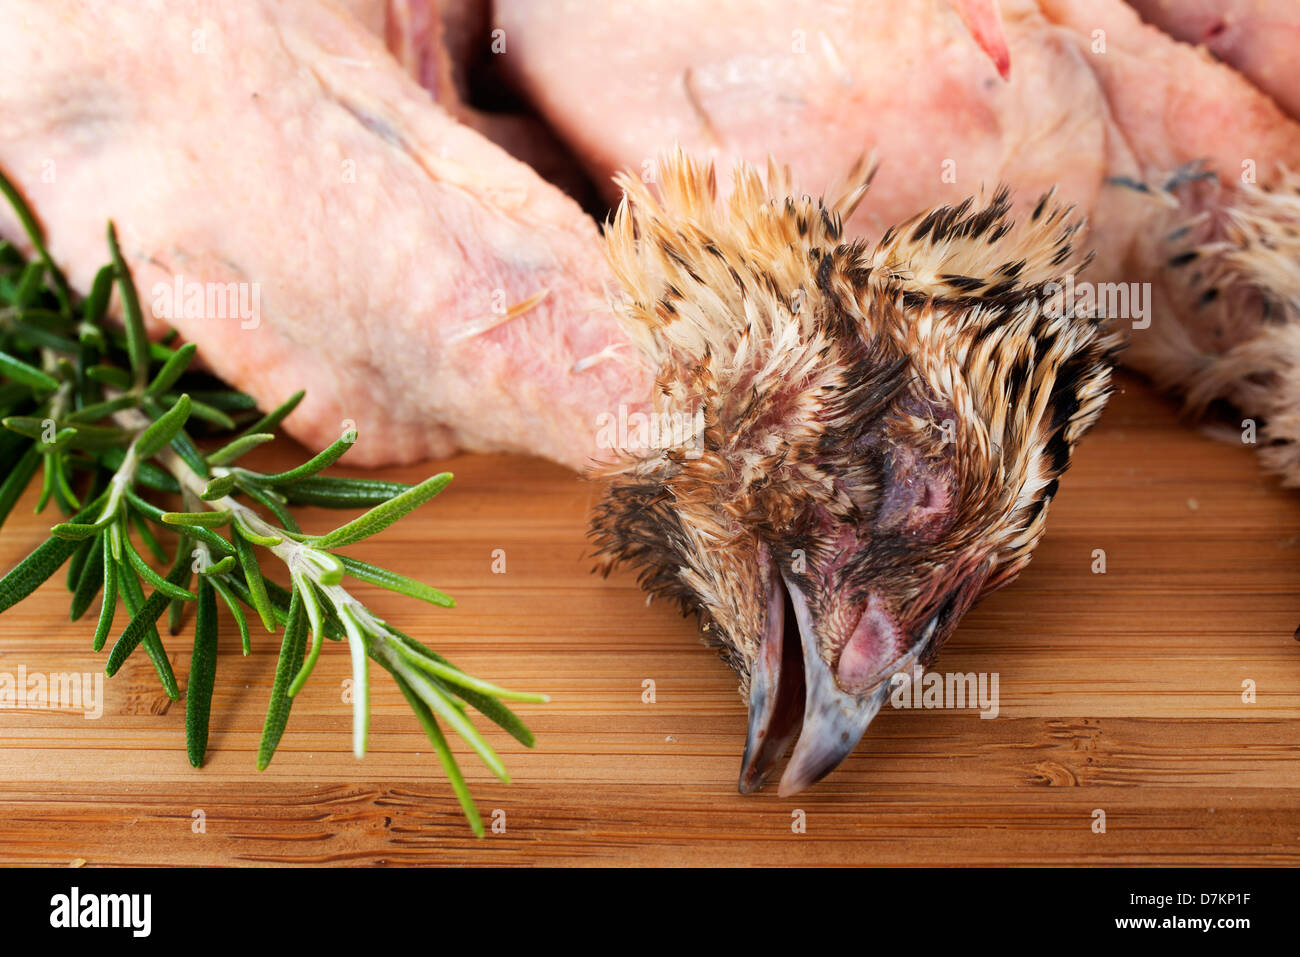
top-left (737, 577), bottom-right (806, 793)
top-left (738, 574), bottom-right (936, 796)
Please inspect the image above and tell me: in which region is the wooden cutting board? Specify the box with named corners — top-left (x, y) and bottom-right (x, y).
top-left (0, 370), bottom-right (1297, 866)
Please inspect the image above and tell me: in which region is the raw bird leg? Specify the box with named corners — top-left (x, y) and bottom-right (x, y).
top-left (0, 0), bottom-right (644, 469)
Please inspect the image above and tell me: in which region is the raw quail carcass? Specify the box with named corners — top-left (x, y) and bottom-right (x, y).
top-left (493, 0), bottom-right (1300, 482)
top-left (0, 0), bottom-right (1292, 791)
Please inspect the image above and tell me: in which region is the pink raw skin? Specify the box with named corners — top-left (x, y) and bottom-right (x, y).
top-left (836, 594), bottom-right (906, 692)
top-left (342, 0), bottom-right (591, 196)
top-left (1127, 0), bottom-right (1300, 120)
top-left (493, 0), bottom-right (1300, 367)
top-left (0, 0), bottom-right (647, 469)
top-left (3, 0), bottom-right (1299, 473)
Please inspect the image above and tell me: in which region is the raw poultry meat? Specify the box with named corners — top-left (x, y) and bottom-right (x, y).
top-left (339, 0), bottom-right (591, 196)
top-left (1128, 0), bottom-right (1300, 120)
top-left (0, 0), bottom-right (1296, 792)
top-left (0, 0), bottom-right (643, 468)
top-left (0, 0), bottom-right (1121, 793)
top-left (493, 0), bottom-right (1300, 479)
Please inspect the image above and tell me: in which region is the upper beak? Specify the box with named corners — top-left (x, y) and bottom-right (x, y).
top-left (738, 573), bottom-right (935, 796)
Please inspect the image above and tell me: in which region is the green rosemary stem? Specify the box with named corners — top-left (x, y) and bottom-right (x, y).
top-left (113, 404), bottom-right (383, 758)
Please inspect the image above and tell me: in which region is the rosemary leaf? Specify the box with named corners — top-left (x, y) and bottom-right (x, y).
top-left (135, 393), bottom-right (191, 460)
top-left (106, 559), bottom-right (185, 698)
top-left (238, 389), bottom-right (304, 438)
top-left (13, 261), bottom-right (44, 307)
top-left (185, 389), bottom-right (258, 413)
top-left (67, 394), bottom-right (139, 424)
top-left (48, 452), bottom-right (80, 512)
top-left (239, 482), bottom-right (299, 532)
top-left (123, 537), bottom-right (197, 602)
top-left (206, 432), bottom-right (274, 467)
top-left (160, 509), bottom-right (231, 529)
top-left (390, 629), bottom-right (536, 748)
top-left (0, 351), bottom-right (59, 392)
top-left (85, 365), bottom-right (131, 391)
top-left (287, 577), bottom-right (324, 697)
top-left (208, 575), bottom-right (251, 655)
top-left (231, 515), bottom-right (280, 546)
top-left (180, 396), bottom-right (237, 430)
top-left (388, 665), bottom-right (483, 837)
top-left (50, 521), bottom-right (102, 541)
top-left (391, 637), bottom-right (546, 704)
top-left (0, 166), bottom-right (71, 314)
top-left (0, 444), bottom-right (40, 531)
top-left (258, 588), bottom-right (307, 770)
top-left (232, 531), bottom-right (275, 631)
top-left (186, 577), bottom-right (219, 768)
top-left (10, 321), bottom-right (80, 353)
top-left (199, 472), bottom-right (238, 501)
top-left (105, 561), bottom-right (180, 696)
top-left (105, 222), bottom-right (149, 388)
top-left (280, 474), bottom-right (412, 509)
top-left (384, 647), bottom-right (509, 783)
top-left (0, 491), bottom-right (108, 613)
top-left (256, 433), bottom-right (354, 486)
top-left (66, 532), bottom-right (95, 592)
top-left (338, 555), bottom-right (454, 608)
top-left (144, 342), bottom-right (197, 398)
top-left (311, 473), bottom-right (452, 549)
top-left (59, 424), bottom-right (134, 452)
top-left (199, 555), bottom-right (237, 577)
top-left (34, 454), bottom-right (53, 513)
top-left (82, 264), bottom-right (113, 325)
top-left (340, 604), bottom-right (370, 758)
top-left (69, 534), bottom-right (106, 621)
top-left (128, 492), bottom-right (232, 555)
top-left (166, 540), bottom-right (194, 636)
top-left (165, 424), bottom-right (209, 479)
top-left (222, 572), bottom-right (292, 630)
top-left (91, 552), bottom-right (118, 652)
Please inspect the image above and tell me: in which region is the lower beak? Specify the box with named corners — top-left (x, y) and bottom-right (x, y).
top-left (738, 574), bottom-right (934, 796)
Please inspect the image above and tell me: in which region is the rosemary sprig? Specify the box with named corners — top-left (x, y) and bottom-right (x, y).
top-left (0, 169), bottom-right (545, 835)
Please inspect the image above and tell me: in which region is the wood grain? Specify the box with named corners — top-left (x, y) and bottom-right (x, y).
top-left (0, 370), bottom-right (1297, 866)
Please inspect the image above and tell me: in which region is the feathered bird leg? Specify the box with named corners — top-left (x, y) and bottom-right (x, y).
top-left (1133, 169), bottom-right (1300, 483)
top-left (591, 150), bottom-right (1118, 793)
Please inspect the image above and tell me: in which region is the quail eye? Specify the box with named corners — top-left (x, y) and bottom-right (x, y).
top-left (873, 444), bottom-right (956, 539)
